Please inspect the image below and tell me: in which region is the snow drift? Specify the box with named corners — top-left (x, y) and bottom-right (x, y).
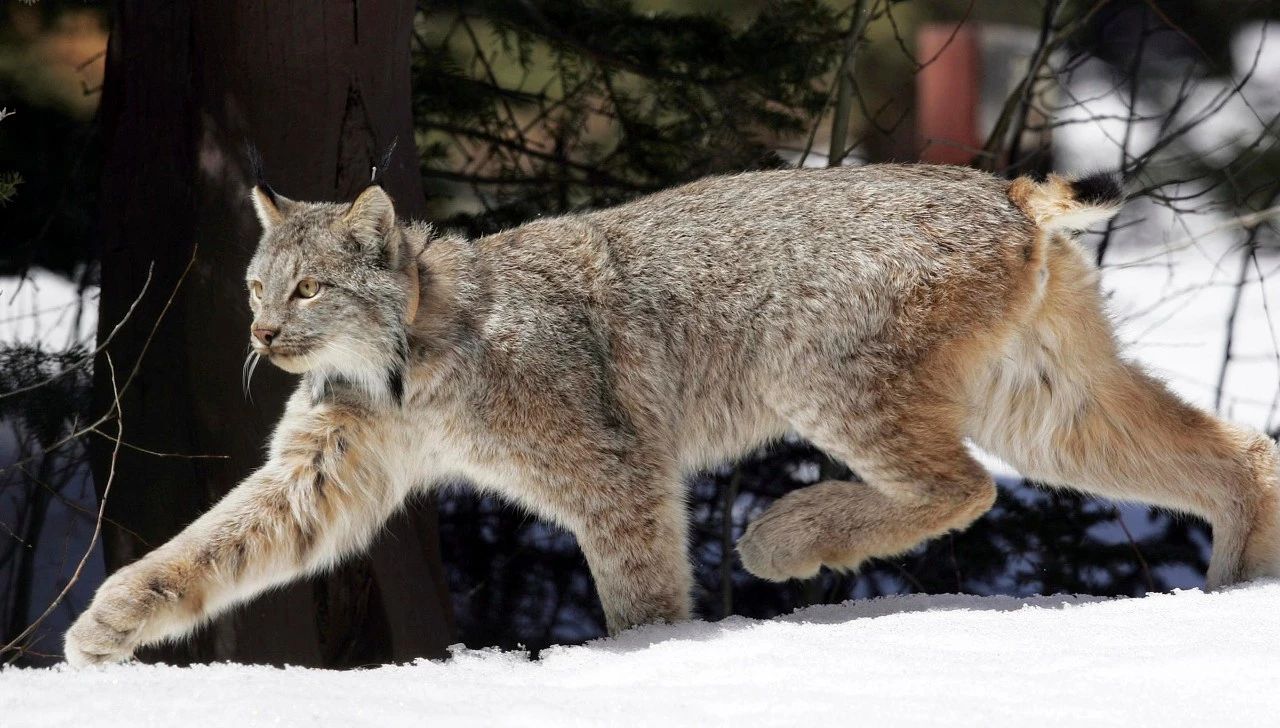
top-left (3, 582), bottom-right (1277, 727)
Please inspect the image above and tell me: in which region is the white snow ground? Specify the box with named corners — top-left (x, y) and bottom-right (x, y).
top-left (3, 582), bottom-right (1279, 727)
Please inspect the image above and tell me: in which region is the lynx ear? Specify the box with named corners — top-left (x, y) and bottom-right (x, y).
top-left (251, 185), bottom-right (293, 231)
top-left (344, 185), bottom-right (396, 258)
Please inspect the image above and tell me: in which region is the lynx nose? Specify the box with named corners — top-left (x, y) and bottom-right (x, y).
top-left (252, 326), bottom-right (280, 347)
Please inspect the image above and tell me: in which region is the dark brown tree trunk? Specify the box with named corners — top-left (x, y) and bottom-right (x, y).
top-left (92, 1), bottom-right (454, 667)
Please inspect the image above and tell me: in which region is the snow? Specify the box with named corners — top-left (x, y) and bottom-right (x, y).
top-left (4, 582), bottom-right (1279, 727)
top-left (0, 269), bottom-right (96, 348)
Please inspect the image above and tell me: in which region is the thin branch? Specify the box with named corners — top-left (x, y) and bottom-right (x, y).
top-left (88, 427), bottom-right (230, 461)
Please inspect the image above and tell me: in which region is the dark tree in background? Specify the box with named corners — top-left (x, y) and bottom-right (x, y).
top-left (91, 1), bottom-right (453, 666)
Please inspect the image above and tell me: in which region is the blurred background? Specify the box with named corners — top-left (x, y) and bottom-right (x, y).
top-left (1, 0), bottom-right (1277, 667)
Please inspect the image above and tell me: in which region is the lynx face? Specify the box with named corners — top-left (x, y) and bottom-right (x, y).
top-left (245, 184), bottom-right (413, 404)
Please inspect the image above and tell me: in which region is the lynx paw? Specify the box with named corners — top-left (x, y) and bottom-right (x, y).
top-left (64, 566), bottom-right (171, 667)
top-left (737, 508), bottom-right (824, 582)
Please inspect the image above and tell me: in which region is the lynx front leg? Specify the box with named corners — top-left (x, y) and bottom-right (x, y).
top-left (65, 403), bottom-right (404, 667)
top-left (566, 476), bottom-right (693, 635)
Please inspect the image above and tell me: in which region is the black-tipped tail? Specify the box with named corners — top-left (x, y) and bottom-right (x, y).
top-left (1008, 170), bottom-right (1126, 232)
top-left (1069, 171), bottom-right (1125, 207)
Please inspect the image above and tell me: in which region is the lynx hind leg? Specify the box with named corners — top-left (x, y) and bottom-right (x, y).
top-left (969, 238), bottom-right (1280, 588)
top-left (739, 406), bottom-right (996, 582)
top-left (975, 341), bottom-right (1280, 588)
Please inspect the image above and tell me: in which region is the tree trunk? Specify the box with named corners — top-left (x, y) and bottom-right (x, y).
top-left (92, 0), bottom-right (454, 667)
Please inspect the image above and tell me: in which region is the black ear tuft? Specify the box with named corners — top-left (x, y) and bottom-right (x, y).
top-left (246, 142), bottom-right (279, 203)
top-left (370, 137), bottom-right (398, 185)
top-left (1070, 171), bottom-right (1125, 207)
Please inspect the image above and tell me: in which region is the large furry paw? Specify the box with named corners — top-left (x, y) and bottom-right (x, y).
top-left (64, 565), bottom-right (171, 667)
top-left (737, 503), bottom-right (825, 582)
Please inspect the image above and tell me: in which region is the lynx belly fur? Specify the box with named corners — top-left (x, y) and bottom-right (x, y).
top-left (66, 164), bottom-right (1280, 666)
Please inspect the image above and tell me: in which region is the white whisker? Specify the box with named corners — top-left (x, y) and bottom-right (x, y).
top-left (247, 352), bottom-right (262, 398)
top-left (241, 350), bottom-right (261, 401)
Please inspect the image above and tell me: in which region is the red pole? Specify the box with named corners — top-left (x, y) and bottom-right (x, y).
top-left (916, 24), bottom-right (981, 165)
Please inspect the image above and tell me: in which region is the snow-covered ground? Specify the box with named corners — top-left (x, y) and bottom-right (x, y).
top-left (3, 582), bottom-right (1278, 727)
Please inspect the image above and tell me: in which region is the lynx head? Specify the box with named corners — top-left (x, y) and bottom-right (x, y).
top-left (244, 182), bottom-right (419, 406)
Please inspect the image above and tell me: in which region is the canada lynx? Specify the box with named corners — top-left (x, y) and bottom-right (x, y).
top-left (66, 164), bottom-right (1280, 666)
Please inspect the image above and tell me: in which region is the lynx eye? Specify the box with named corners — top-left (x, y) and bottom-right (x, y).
top-left (249, 280), bottom-right (263, 299)
top-left (295, 278), bottom-right (321, 299)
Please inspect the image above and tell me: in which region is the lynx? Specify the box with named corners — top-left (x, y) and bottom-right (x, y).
top-left (65, 164), bottom-right (1280, 666)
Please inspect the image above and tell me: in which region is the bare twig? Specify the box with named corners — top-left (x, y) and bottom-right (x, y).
top-left (1112, 507), bottom-right (1156, 593)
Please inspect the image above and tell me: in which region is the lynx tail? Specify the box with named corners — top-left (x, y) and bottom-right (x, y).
top-left (1008, 171), bottom-right (1124, 233)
